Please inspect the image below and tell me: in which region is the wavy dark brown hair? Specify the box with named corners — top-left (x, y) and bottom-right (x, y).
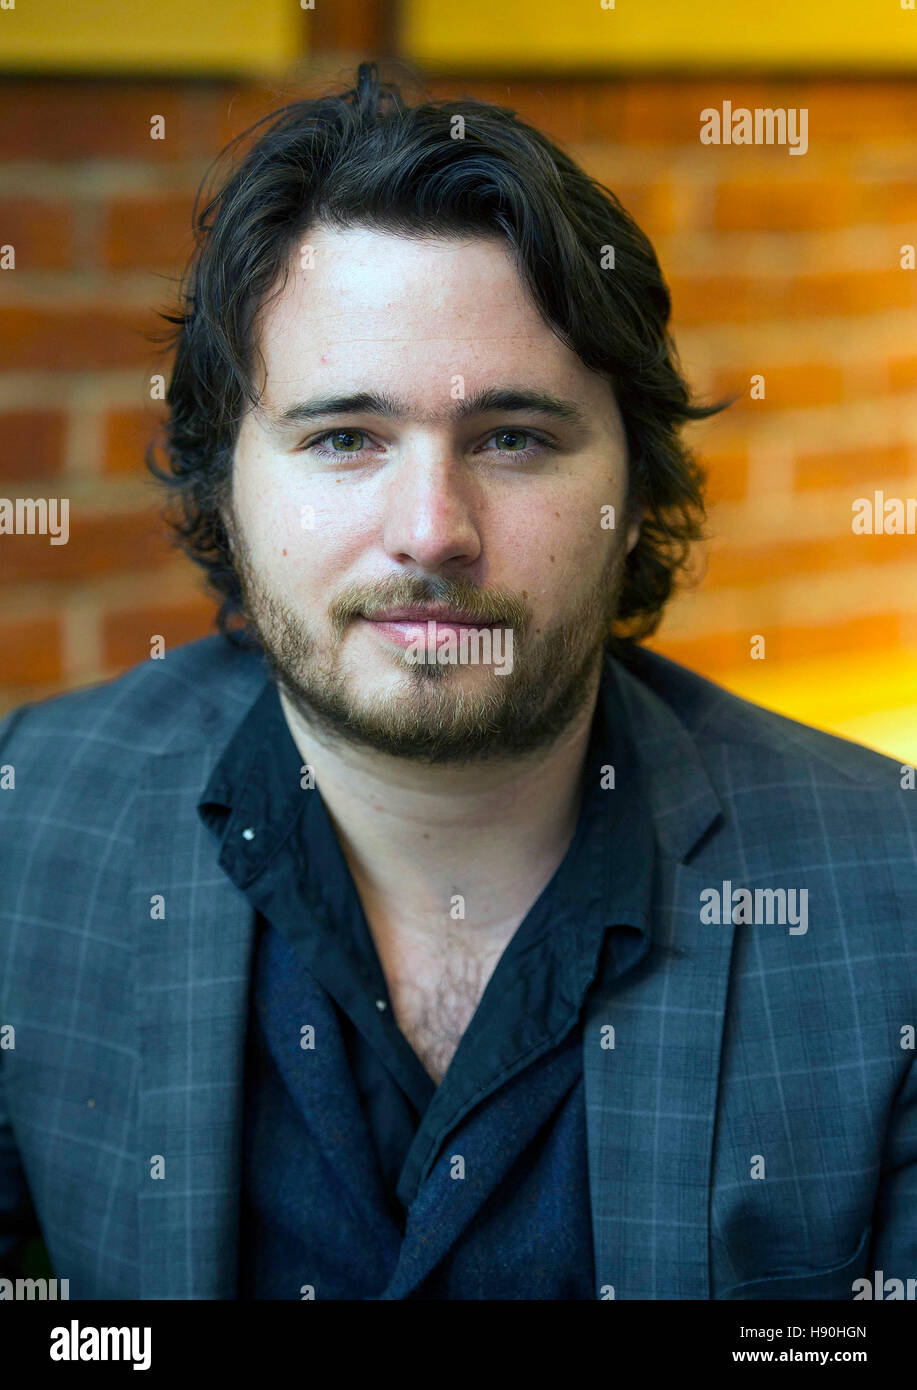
top-left (146, 61), bottom-right (728, 657)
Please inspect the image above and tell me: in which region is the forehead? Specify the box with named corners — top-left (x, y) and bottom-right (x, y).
top-left (261, 226), bottom-right (536, 339)
top-left (252, 225), bottom-right (615, 418)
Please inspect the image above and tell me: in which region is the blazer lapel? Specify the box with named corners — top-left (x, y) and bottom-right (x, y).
top-left (585, 858), bottom-right (735, 1298)
top-left (134, 745), bottom-right (257, 1299)
top-left (585, 656), bottom-right (734, 1298)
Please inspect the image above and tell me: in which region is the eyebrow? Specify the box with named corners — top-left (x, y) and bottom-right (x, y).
top-left (263, 387), bottom-right (591, 433)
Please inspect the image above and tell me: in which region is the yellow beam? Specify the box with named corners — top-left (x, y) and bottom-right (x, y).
top-left (700, 652), bottom-right (917, 765)
top-left (405, 0), bottom-right (917, 70)
top-left (0, 0), bottom-right (302, 75)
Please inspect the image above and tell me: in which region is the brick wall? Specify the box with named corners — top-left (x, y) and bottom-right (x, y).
top-left (1, 73), bottom-right (916, 751)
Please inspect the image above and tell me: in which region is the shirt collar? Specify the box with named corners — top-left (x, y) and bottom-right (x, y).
top-left (197, 657), bottom-right (657, 980)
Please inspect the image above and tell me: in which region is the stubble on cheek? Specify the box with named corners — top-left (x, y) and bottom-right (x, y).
top-left (220, 487), bottom-right (632, 763)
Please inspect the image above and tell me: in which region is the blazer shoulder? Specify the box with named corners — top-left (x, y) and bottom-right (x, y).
top-left (0, 634), bottom-right (269, 768)
top-left (618, 644), bottom-right (911, 788)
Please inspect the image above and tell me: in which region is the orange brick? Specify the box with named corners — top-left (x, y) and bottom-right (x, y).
top-left (650, 612), bottom-right (903, 674)
top-left (705, 533), bottom-right (915, 589)
top-left (771, 614), bottom-right (902, 663)
top-left (791, 269), bottom-right (916, 317)
top-left (0, 306), bottom-right (160, 370)
top-left (307, 0), bottom-right (386, 55)
top-left (102, 597), bottom-right (216, 669)
top-left (0, 411), bottom-right (67, 480)
top-left (670, 269), bottom-right (914, 325)
top-left (103, 408), bottom-right (166, 475)
top-left (888, 356), bottom-right (917, 394)
top-left (0, 507), bottom-right (172, 583)
top-left (103, 195), bottom-right (195, 271)
top-left (0, 616), bottom-right (62, 684)
top-left (669, 274), bottom-right (766, 324)
top-left (874, 183), bottom-right (917, 225)
top-left (210, 82), bottom-right (315, 155)
top-left (427, 78), bottom-right (629, 147)
top-left (713, 179), bottom-right (852, 232)
top-left (711, 364), bottom-right (846, 410)
top-left (701, 448), bottom-right (748, 505)
top-left (796, 444), bottom-right (912, 492)
top-left (647, 629), bottom-right (754, 672)
top-left (0, 199), bottom-right (74, 270)
top-left (0, 81), bottom-right (211, 162)
top-left (806, 82), bottom-right (917, 142)
top-left (621, 81), bottom-right (779, 144)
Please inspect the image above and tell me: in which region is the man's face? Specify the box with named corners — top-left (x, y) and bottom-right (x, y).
top-left (227, 226), bottom-right (638, 764)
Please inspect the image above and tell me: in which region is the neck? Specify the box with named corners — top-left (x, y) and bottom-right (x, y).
top-left (277, 667), bottom-right (603, 947)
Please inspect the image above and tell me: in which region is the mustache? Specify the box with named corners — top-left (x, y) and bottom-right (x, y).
top-left (329, 574), bottom-right (530, 635)
top-left (224, 509), bottom-right (531, 637)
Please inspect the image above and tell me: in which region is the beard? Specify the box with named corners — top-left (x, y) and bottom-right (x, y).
top-left (224, 510), bottom-right (628, 766)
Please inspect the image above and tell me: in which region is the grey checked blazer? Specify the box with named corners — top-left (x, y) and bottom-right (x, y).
top-left (1, 634), bottom-right (915, 1299)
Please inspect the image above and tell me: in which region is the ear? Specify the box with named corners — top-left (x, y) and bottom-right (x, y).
top-left (625, 507), bottom-right (644, 556)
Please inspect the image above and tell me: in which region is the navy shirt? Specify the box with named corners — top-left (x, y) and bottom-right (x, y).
top-left (198, 658), bottom-right (655, 1298)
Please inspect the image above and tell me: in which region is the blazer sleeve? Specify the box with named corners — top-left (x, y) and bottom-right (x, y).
top-left (0, 701), bottom-right (41, 1277)
top-left (869, 1052), bottom-right (917, 1281)
top-left (0, 1056), bottom-right (39, 1278)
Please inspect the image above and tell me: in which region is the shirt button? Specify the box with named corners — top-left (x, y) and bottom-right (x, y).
top-left (375, 999), bottom-right (387, 1011)
top-left (241, 826), bottom-right (256, 841)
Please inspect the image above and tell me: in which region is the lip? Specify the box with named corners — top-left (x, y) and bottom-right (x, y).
top-left (365, 607), bottom-right (493, 623)
top-left (360, 612), bottom-right (498, 650)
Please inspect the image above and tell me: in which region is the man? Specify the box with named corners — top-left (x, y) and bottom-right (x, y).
top-left (0, 63), bottom-right (914, 1301)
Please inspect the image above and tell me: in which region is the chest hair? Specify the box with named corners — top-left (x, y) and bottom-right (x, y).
top-left (384, 936), bottom-right (508, 1085)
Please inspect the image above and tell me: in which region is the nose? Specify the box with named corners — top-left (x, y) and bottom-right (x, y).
top-left (381, 452), bottom-right (483, 571)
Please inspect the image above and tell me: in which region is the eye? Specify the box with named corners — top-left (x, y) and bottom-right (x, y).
top-left (479, 428), bottom-right (552, 459)
top-left (310, 429), bottom-right (370, 457)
